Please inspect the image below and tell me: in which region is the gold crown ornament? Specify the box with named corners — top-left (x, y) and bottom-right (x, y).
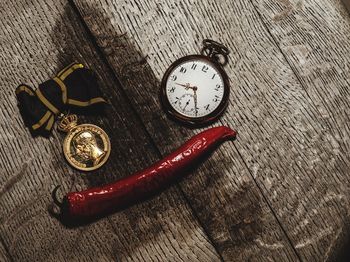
top-left (58, 114), bottom-right (111, 171)
top-left (57, 114), bottom-right (78, 132)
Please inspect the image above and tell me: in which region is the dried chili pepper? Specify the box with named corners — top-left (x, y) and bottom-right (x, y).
top-left (52, 126), bottom-right (236, 224)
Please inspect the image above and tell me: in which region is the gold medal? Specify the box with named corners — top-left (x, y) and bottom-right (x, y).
top-left (58, 114), bottom-right (111, 171)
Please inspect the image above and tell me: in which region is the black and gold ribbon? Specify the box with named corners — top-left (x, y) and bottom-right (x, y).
top-left (16, 63), bottom-right (107, 137)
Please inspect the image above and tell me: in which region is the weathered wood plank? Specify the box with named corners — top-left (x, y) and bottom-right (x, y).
top-left (250, 0), bottom-right (350, 260)
top-left (72, 0), bottom-right (307, 261)
top-left (0, 1), bottom-right (220, 261)
top-left (0, 240), bottom-right (11, 262)
top-left (251, 0), bottom-right (350, 156)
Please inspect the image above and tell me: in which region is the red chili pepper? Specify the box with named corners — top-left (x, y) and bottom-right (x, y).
top-left (52, 126), bottom-right (236, 224)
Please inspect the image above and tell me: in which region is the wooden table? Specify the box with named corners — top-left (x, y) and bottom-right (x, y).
top-left (1, 0), bottom-right (350, 261)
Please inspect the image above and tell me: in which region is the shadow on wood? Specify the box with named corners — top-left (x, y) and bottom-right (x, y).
top-left (325, 220), bottom-right (350, 262)
top-left (43, 3), bottom-right (215, 253)
top-left (64, 0), bottom-right (267, 256)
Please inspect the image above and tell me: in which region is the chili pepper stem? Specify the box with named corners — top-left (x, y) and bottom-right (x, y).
top-left (52, 185), bottom-right (64, 207)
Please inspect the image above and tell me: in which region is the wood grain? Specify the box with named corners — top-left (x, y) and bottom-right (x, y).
top-left (0, 1), bottom-right (220, 261)
top-left (73, 0), bottom-right (350, 260)
top-left (250, 0), bottom-right (350, 260)
top-left (0, 241), bottom-right (10, 262)
top-left (72, 0), bottom-right (308, 261)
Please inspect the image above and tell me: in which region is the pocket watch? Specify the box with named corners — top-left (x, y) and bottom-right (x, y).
top-left (160, 39), bottom-right (230, 126)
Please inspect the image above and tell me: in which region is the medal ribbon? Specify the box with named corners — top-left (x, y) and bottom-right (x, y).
top-left (15, 63), bottom-right (107, 137)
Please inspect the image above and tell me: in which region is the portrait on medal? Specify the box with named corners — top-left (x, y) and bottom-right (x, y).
top-left (71, 130), bottom-right (106, 167)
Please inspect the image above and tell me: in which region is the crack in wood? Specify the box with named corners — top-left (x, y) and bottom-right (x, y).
top-left (0, 162), bottom-right (28, 199)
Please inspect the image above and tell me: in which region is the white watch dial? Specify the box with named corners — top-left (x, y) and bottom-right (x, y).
top-left (165, 59), bottom-right (225, 118)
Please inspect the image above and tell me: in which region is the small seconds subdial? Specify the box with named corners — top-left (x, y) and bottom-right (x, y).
top-left (178, 93), bottom-right (196, 114)
top-left (160, 54), bottom-right (230, 126)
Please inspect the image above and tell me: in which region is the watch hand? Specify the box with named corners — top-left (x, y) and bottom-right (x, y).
top-left (176, 83), bottom-right (197, 91)
top-left (183, 99), bottom-right (191, 111)
top-left (176, 83), bottom-right (190, 90)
